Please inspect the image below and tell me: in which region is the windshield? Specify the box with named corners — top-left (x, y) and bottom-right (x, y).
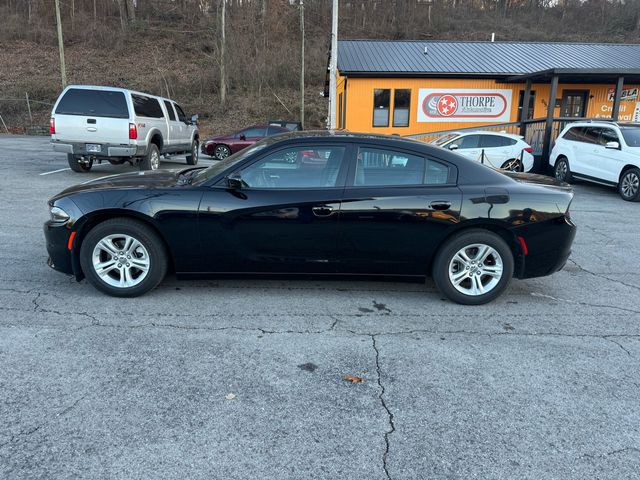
top-left (620, 127), bottom-right (640, 147)
top-left (432, 133), bottom-right (459, 146)
top-left (192, 142), bottom-right (269, 184)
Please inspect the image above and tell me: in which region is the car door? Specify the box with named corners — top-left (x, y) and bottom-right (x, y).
top-left (479, 134), bottom-right (513, 168)
top-left (163, 100), bottom-right (181, 151)
top-left (337, 144), bottom-right (462, 275)
top-left (447, 134), bottom-right (482, 163)
top-left (172, 102), bottom-right (190, 150)
top-left (234, 127), bottom-right (266, 153)
top-left (197, 143), bottom-right (352, 273)
top-left (590, 127), bottom-right (623, 183)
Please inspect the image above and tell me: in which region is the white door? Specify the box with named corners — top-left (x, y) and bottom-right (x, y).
top-left (479, 134), bottom-right (514, 169)
top-left (590, 127), bottom-right (624, 183)
top-left (447, 134), bottom-right (482, 163)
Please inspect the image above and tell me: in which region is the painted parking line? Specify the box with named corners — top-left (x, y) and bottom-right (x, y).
top-left (40, 168), bottom-right (71, 176)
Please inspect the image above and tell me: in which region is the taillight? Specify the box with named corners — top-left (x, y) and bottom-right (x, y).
top-left (129, 123), bottom-right (137, 140)
top-left (524, 147), bottom-right (533, 153)
top-left (49, 118), bottom-right (55, 135)
top-left (301, 150), bottom-right (315, 158)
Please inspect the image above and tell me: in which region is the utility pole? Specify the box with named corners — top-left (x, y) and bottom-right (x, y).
top-left (219, 0), bottom-right (226, 108)
top-left (328, 0), bottom-right (338, 129)
top-left (299, 0), bottom-right (305, 128)
top-left (54, 0), bottom-right (67, 88)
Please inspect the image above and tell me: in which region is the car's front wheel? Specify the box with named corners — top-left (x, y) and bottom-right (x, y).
top-left (79, 218), bottom-right (168, 297)
top-left (214, 144), bottom-right (231, 160)
top-left (619, 167), bottom-right (640, 202)
top-left (432, 230), bottom-right (514, 305)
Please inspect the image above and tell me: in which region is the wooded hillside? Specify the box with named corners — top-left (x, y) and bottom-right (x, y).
top-left (1, 0), bottom-right (639, 135)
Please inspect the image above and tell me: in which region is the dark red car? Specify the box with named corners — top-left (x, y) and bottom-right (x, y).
top-left (202, 125), bottom-right (290, 160)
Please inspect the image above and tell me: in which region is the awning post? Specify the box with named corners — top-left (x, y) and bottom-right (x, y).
top-left (612, 76), bottom-right (624, 121)
top-left (519, 79), bottom-right (532, 137)
top-left (542, 75), bottom-right (559, 164)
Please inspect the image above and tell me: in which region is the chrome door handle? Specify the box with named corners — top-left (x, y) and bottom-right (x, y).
top-left (312, 205), bottom-right (334, 217)
top-left (429, 201), bottom-right (451, 210)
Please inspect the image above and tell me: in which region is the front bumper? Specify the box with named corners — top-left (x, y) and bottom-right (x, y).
top-left (44, 220), bottom-right (75, 275)
top-left (52, 141), bottom-right (137, 157)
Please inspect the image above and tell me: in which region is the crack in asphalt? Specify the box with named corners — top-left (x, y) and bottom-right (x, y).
top-left (530, 291), bottom-right (640, 315)
top-left (0, 394), bottom-right (87, 450)
top-left (371, 335), bottom-right (395, 480)
top-left (568, 259), bottom-right (640, 293)
top-left (579, 446), bottom-right (640, 459)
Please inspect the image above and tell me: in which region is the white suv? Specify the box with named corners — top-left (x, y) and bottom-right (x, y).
top-left (51, 85), bottom-right (199, 172)
top-left (550, 121), bottom-right (640, 201)
top-left (432, 131), bottom-right (534, 172)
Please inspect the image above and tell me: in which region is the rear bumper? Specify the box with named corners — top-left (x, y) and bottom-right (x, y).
top-left (515, 216), bottom-right (577, 279)
top-left (51, 141), bottom-right (137, 157)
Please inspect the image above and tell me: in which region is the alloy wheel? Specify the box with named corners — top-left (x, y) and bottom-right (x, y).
top-left (621, 171), bottom-right (639, 199)
top-left (215, 145), bottom-right (230, 159)
top-left (150, 150), bottom-right (160, 170)
top-left (448, 243), bottom-right (504, 296)
top-left (91, 234), bottom-right (150, 288)
top-left (555, 161), bottom-right (567, 181)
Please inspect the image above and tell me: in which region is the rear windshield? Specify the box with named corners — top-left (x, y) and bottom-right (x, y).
top-left (55, 89), bottom-right (129, 118)
top-left (620, 128), bottom-right (640, 147)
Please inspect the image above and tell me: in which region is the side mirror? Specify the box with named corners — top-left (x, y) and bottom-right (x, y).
top-left (605, 141), bottom-right (620, 150)
top-left (190, 114), bottom-right (199, 126)
top-left (449, 144), bottom-right (459, 151)
top-left (226, 172), bottom-right (243, 189)
top-left (239, 134), bottom-right (246, 141)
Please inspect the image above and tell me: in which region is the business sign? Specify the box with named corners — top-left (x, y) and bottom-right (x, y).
top-left (417, 89), bottom-right (512, 123)
top-left (607, 87), bottom-right (638, 102)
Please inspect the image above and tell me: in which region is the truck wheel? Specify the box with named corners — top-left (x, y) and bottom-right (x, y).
top-left (139, 144), bottom-right (160, 171)
top-left (67, 154), bottom-right (92, 172)
top-left (186, 140), bottom-right (199, 165)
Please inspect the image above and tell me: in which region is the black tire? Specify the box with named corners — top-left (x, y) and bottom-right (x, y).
top-left (79, 218), bottom-right (168, 297)
top-left (67, 154), bottom-right (92, 172)
top-left (186, 139), bottom-right (199, 165)
top-left (554, 157), bottom-right (572, 183)
top-left (501, 159), bottom-right (523, 172)
top-left (618, 167), bottom-right (640, 202)
top-left (432, 229), bottom-right (514, 305)
top-left (214, 144), bottom-right (231, 160)
top-left (139, 143), bottom-right (161, 171)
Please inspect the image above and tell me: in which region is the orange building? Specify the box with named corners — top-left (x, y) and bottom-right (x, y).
top-left (334, 40), bottom-right (640, 165)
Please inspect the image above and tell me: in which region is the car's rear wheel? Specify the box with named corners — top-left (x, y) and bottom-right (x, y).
top-left (619, 167), bottom-right (640, 202)
top-left (501, 159), bottom-right (522, 172)
top-left (68, 154), bottom-right (92, 172)
top-left (79, 218), bottom-right (168, 297)
top-left (186, 140), bottom-right (199, 165)
top-left (139, 144), bottom-right (160, 171)
top-left (432, 230), bottom-right (514, 305)
top-left (554, 157), bottom-right (572, 183)
top-left (214, 144), bottom-right (231, 160)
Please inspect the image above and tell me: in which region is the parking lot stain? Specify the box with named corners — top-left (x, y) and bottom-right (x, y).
top-left (503, 323), bottom-right (515, 331)
top-left (358, 307), bottom-right (374, 313)
top-left (298, 362), bottom-right (318, 372)
top-left (372, 301), bottom-right (391, 313)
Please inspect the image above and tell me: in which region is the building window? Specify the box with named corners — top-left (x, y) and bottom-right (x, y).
top-left (393, 89), bottom-right (411, 127)
top-left (338, 93), bottom-right (344, 129)
top-left (373, 89), bottom-right (390, 127)
top-left (518, 90), bottom-right (536, 120)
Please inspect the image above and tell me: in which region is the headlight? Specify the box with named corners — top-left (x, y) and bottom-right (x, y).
top-left (50, 206), bottom-right (70, 223)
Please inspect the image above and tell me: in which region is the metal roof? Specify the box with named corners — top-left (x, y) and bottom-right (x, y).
top-left (337, 40), bottom-right (640, 77)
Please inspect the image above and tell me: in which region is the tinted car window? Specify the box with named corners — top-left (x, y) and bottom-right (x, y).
top-left (597, 128), bottom-right (619, 145)
top-left (242, 127), bottom-right (267, 138)
top-left (450, 134), bottom-right (481, 149)
top-left (620, 127), bottom-right (640, 147)
top-left (562, 127), bottom-right (582, 142)
top-left (582, 127), bottom-right (600, 144)
top-left (241, 146), bottom-right (346, 188)
top-left (163, 100), bottom-right (176, 121)
top-left (563, 127), bottom-right (596, 144)
top-left (55, 89), bottom-right (129, 118)
top-left (267, 126), bottom-right (288, 136)
top-left (481, 135), bottom-right (516, 148)
top-left (354, 148), bottom-right (425, 186)
top-left (174, 103), bottom-right (187, 122)
top-left (132, 94), bottom-right (164, 118)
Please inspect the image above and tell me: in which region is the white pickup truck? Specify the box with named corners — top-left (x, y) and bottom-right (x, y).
top-left (50, 85), bottom-right (199, 172)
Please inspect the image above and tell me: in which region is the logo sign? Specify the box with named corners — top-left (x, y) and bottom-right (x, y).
top-left (607, 87), bottom-right (638, 102)
top-left (417, 89), bottom-right (512, 123)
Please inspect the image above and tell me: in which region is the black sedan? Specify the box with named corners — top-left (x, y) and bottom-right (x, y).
top-left (44, 132), bottom-right (576, 305)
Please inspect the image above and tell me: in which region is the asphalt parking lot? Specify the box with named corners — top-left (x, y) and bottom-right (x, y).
top-left (0, 134), bottom-right (639, 479)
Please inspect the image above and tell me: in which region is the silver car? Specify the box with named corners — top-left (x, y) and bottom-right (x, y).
top-left (50, 85), bottom-right (199, 172)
